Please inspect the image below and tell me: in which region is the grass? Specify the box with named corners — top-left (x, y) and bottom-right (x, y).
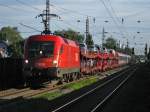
top-left (34, 76), bottom-right (99, 101)
top-left (64, 76), bottom-right (98, 90)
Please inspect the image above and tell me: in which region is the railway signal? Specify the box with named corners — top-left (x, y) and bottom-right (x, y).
top-left (132, 47), bottom-right (135, 55)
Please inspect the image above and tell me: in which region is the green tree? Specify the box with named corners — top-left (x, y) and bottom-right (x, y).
top-left (0, 26), bottom-right (24, 58)
top-left (102, 36), bottom-right (133, 55)
top-left (103, 37), bottom-right (117, 49)
top-left (9, 40), bottom-right (24, 58)
top-left (85, 34), bottom-right (94, 46)
top-left (54, 29), bottom-right (84, 43)
top-left (0, 26), bottom-right (23, 44)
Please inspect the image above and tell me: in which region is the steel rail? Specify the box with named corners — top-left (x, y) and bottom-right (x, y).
top-left (51, 67), bottom-right (134, 112)
top-left (90, 68), bottom-right (137, 112)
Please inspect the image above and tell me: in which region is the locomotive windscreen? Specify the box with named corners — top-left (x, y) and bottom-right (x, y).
top-left (28, 41), bottom-right (54, 58)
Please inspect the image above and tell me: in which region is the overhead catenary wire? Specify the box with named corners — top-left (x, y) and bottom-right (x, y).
top-left (51, 4), bottom-right (90, 17)
top-left (123, 9), bottom-right (148, 19)
top-left (50, 3), bottom-right (108, 23)
top-left (19, 31), bottom-right (40, 33)
top-left (100, 0), bottom-right (125, 37)
top-left (98, 0), bottom-right (125, 38)
top-left (15, 0), bottom-right (41, 12)
top-left (53, 23), bottom-right (64, 30)
top-left (0, 0), bottom-right (147, 43)
top-left (59, 20), bottom-right (84, 32)
top-left (106, 0), bottom-right (131, 38)
top-left (0, 2), bottom-right (40, 13)
top-left (0, 3), bottom-right (28, 12)
top-left (51, 1), bottom-right (126, 40)
top-left (19, 23), bottom-right (41, 32)
top-left (51, 2), bottom-right (118, 21)
top-left (52, 3), bottom-right (116, 22)
top-left (106, 0), bottom-right (121, 23)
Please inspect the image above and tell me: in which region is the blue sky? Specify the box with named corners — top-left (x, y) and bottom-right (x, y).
top-left (0, 0), bottom-right (150, 55)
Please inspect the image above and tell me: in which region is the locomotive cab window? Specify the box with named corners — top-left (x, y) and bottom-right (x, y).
top-left (28, 41), bottom-right (54, 58)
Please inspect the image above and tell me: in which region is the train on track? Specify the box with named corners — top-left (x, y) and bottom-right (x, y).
top-left (23, 34), bottom-right (131, 85)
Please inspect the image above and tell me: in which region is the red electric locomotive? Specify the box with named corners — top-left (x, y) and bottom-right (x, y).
top-left (22, 1), bottom-right (132, 86)
top-left (23, 34), bottom-right (80, 83)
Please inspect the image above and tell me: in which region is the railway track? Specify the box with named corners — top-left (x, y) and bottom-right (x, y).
top-left (0, 76), bottom-right (94, 100)
top-left (50, 66), bottom-right (137, 112)
top-left (90, 68), bottom-right (137, 112)
top-left (0, 81), bottom-right (52, 99)
top-left (0, 66), bottom-right (128, 99)
top-left (0, 88), bottom-right (30, 98)
top-left (0, 75), bottom-right (101, 109)
top-left (0, 66), bottom-right (129, 111)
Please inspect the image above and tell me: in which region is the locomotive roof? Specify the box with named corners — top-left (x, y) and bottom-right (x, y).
top-left (28, 34), bottom-right (79, 47)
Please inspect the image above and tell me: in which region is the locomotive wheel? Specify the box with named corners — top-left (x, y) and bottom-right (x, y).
top-left (74, 73), bottom-right (78, 80)
top-left (57, 78), bottom-right (63, 85)
top-left (63, 74), bottom-right (69, 83)
top-left (69, 74), bottom-right (73, 82)
top-left (72, 73), bottom-right (77, 81)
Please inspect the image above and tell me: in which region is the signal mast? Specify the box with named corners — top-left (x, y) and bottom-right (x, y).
top-left (37, 0), bottom-right (60, 34)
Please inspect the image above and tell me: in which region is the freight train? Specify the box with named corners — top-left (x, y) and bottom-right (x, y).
top-left (23, 34), bottom-right (131, 85)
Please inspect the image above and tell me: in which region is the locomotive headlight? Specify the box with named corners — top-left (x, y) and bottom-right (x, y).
top-left (53, 60), bottom-right (58, 67)
top-left (25, 59), bottom-right (29, 64)
top-left (53, 60), bottom-right (58, 64)
top-left (39, 50), bottom-right (43, 54)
